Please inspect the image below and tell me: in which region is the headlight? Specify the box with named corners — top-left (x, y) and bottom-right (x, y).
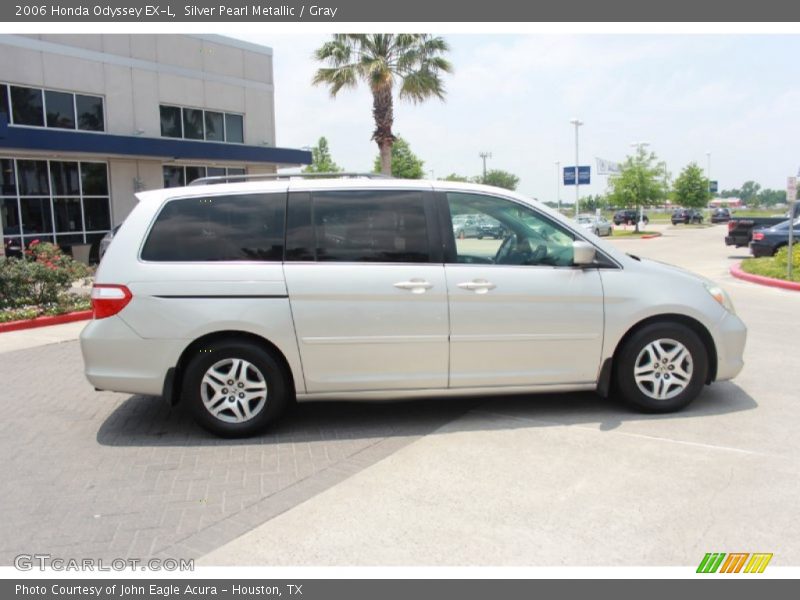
top-left (704, 283), bottom-right (736, 314)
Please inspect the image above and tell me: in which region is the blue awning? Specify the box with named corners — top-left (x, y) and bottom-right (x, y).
top-left (0, 113), bottom-right (311, 165)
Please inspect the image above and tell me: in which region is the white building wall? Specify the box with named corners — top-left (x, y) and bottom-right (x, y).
top-left (2, 33), bottom-right (275, 144)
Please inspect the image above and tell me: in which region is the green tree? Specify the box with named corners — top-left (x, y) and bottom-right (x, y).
top-left (607, 147), bottom-right (667, 231)
top-left (442, 173), bottom-right (472, 182)
top-left (580, 194), bottom-right (608, 212)
top-left (740, 180), bottom-right (762, 208)
top-left (373, 136), bottom-right (424, 179)
top-left (482, 169), bottom-right (519, 190)
top-left (302, 137), bottom-right (343, 173)
top-left (758, 189), bottom-right (787, 207)
top-left (313, 34), bottom-right (452, 175)
top-left (672, 162), bottom-right (710, 209)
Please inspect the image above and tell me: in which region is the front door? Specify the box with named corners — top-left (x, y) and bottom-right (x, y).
top-left (283, 188), bottom-right (449, 393)
top-left (442, 191), bottom-right (605, 388)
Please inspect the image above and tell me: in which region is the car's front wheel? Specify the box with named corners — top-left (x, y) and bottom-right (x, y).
top-left (615, 323), bottom-right (708, 413)
top-left (183, 340), bottom-right (290, 437)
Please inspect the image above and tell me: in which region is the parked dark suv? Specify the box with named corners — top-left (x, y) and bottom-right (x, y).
top-left (710, 208), bottom-right (731, 223)
top-left (671, 208), bottom-right (704, 225)
top-left (613, 209), bottom-right (649, 226)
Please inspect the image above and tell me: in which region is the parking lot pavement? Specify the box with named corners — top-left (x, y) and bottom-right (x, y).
top-left (0, 340), bottom-right (478, 564)
top-left (4, 224), bottom-right (799, 567)
top-left (201, 224), bottom-right (800, 566)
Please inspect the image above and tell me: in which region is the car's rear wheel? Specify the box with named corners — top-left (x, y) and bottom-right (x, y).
top-left (183, 340), bottom-right (290, 437)
top-left (615, 323), bottom-right (708, 413)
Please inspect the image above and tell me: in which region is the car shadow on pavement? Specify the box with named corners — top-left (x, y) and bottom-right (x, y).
top-left (96, 381), bottom-right (756, 447)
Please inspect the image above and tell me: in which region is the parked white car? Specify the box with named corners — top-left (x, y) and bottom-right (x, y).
top-left (576, 213), bottom-right (613, 236)
top-left (81, 175), bottom-right (746, 437)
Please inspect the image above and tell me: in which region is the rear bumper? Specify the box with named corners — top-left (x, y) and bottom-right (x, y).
top-left (749, 242), bottom-right (774, 258)
top-left (725, 235), bottom-right (749, 247)
top-left (80, 316), bottom-right (184, 396)
top-left (712, 312), bottom-right (747, 382)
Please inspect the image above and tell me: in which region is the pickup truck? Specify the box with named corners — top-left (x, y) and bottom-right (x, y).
top-left (724, 203), bottom-right (800, 248)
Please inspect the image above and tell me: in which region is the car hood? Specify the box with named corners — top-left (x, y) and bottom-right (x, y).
top-left (631, 256), bottom-right (712, 286)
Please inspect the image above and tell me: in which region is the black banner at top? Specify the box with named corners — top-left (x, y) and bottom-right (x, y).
top-left (1, 0), bottom-right (799, 22)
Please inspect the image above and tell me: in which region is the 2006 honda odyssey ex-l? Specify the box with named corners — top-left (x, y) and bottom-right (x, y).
top-left (81, 174), bottom-right (746, 437)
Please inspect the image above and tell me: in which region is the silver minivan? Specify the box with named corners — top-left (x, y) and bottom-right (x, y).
top-left (81, 175), bottom-right (746, 437)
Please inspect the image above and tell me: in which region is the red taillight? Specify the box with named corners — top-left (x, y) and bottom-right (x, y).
top-left (727, 220), bottom-right (736, 231)
top-left (91, 284), bottom-right (132, 319)
top-left (752, 232), bottom-right (765, 241)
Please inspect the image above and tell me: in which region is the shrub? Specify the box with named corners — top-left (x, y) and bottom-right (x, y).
top-left (0, 241), bottom-right (91, 309)
top-left (773, 243), bottom-right (800, 268)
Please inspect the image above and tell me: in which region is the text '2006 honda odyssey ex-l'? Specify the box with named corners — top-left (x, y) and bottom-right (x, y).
top-left (81, 174), bottom-right (746, 437)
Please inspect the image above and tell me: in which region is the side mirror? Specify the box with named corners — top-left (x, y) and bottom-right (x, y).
top-left (573, 240), bottom-right (596, 266)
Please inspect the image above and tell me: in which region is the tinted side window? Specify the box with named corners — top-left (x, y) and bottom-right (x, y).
top-left (312, 190), bottom-right (429, 263)
top-left (142, 193), bottom-right (286, 262)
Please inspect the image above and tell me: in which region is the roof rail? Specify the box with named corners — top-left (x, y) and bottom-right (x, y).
top-left (188, 172), bottom-right (393, 186)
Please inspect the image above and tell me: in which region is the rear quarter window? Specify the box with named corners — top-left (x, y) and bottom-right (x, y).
top-left (141, 193), bottom-right (286, 261)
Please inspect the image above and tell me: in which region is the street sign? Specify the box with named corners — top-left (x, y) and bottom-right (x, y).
top-left (564, 166), bottom-right (590, 185)
top-left (710, 180), bottom-right (718, 193)
top-left (788, 176), bottom-right (797, 203)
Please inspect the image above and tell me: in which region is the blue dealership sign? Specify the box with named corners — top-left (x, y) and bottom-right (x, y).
top-left (564, 166), bottom-right (591, 185)
top-left (709, 180), bottom-right (718, 193)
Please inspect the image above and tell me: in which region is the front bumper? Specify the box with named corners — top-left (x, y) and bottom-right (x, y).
top-left (712, 312), bottom-right (747, 382)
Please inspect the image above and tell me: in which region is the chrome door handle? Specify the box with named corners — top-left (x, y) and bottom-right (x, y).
top-left (457, 279), bottom-right (496, 294)
top-left (394, 279), bottom-right (434, 294)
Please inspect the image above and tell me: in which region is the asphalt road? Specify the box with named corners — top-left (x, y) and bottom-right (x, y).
top-left (2, 223), bottom-right (797, 567)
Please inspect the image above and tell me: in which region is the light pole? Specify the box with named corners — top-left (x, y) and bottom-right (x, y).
top-left (630, 141), bottom-right (651, 223)
top-left (479, 152), bottom-right (492, 183)
top-left (555, 160), bottom-right (561, 213)
top-left (570, 118), bottom-right (583, 217)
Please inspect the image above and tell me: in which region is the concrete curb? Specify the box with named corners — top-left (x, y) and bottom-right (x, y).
top-left (0, 310), bottom-right (93, 334)
top-left (613, 231), bottom-right (663, 240)
top-left (730, 262), bottom-right (800, 291)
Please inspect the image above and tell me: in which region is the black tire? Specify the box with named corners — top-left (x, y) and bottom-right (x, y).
top-left (594, 228), bottom-right (600, 236)
top-left (183, 339), bottom-right (290, 437)
top-left (614, 322), bottom-right (708, 413)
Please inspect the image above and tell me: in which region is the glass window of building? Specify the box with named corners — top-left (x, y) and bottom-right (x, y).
top-left (1, 84), bottom-right (10, 119)
top-left (81, 163), bottom-right (109, 195)
top-left (1, 159), bottom-right (110, 259)
top-left (204, 111), bottom-right (224, 141)
top-left (0, 159), bottom-right (15, 196)
top-left (10, 85), bottom-right (44, 127)
top-left (45, 90), bottom-right (76, 129)
top-left (75, 94), bottom-right (104, 131)
top-left (17, 160), bottom-right (50, 196)
top-left (182, 108), bottom-right (204, 140)
top-left (225, 113), bottom-right (244, 143)
top-left (50, 161), bottom-right (81, 196)
top-left (160, 105), bottom-right (182, 138)
top-left (163, 165), bottom-right (246, 187)
top-left (163, 166), bottom-right (185, 188)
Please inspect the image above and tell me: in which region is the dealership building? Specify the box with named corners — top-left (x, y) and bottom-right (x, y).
top-left (0, 33), bottom-right (311, 260)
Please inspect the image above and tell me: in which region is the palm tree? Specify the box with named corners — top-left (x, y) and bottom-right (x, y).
top-left (313, 34), bottom-right (452, 175)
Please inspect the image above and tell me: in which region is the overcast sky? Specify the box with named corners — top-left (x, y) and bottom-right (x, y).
top-left (235, 33), bottom-right (800, 202)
